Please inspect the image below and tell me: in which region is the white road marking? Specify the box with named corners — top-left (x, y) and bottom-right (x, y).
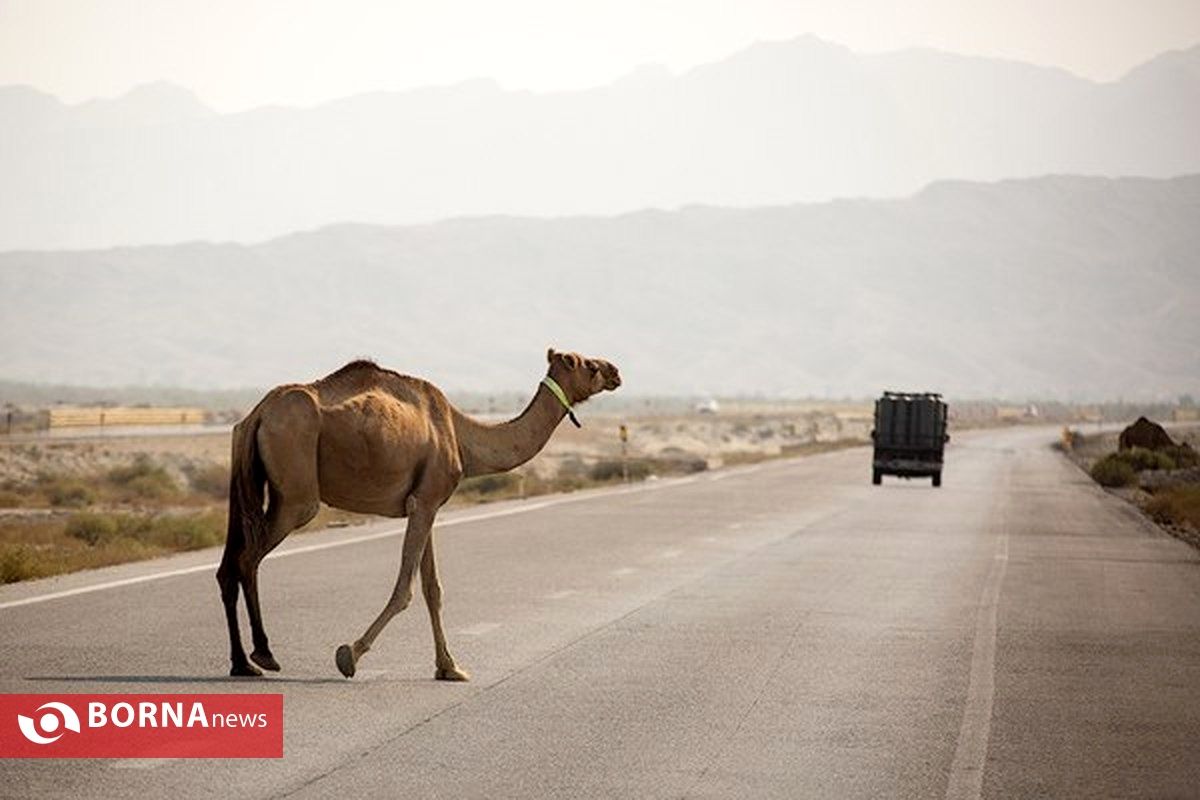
top-left (0, 563), bottom-right (225, 611)
top-left (710, 464), bottom-right (763, 481)
top-left (456, 622), bottom-right (500, 636)
top-left (544, 589), bottom-right (578, 600)
top-left (945, 526), bottom-right (1010, 800)
top-left (611, 567), bottom-right (637, 577)
top-left (0, 469), bottom-right (721, 611)
top-left (659, 549), bottom-right (683, 559)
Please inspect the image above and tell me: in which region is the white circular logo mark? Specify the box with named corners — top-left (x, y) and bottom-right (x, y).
top-left (17, 702), bottom-right (81, 745)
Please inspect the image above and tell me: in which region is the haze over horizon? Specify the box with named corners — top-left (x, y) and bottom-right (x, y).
top-left (3, 33), bottom-right (1199, 252)
top-left (1, 4), bottom-right (1197, 403)
top-left (2, 175), bottom-right (1196, 402)
top-left (4, 0), bottom-right (1200, 111)
top-left (6, 32), bottom-right (1200, 114)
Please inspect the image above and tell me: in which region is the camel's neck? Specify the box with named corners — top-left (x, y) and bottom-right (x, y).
top-left (452, 381), bottom-right (569, 478)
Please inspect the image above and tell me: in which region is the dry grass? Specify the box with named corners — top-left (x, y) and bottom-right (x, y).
top-left (449, 449), bottom-right (728, 507)
top-left (0, 511), bottom-right (224, 583)
top-left (1145, 486), bottom-right (1200, 534)
top-left (0, 421), bottom-right (872, 583)
top-left (1, 457), bottom-right (185, 509)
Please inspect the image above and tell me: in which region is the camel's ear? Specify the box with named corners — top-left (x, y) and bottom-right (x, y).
top-left (547, 347), bottom-right (557, 364)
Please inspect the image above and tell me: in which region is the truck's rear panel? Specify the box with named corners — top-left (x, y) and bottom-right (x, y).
top-left (872, 391), bottom-right (948, 485)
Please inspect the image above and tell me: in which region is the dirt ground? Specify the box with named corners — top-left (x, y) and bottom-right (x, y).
top-left (1066, 423), bottom-right (1200, 549)
top-left (0, 407), bottom-right (874, 583)
top-left (0, 407), bottom-right (873, 490)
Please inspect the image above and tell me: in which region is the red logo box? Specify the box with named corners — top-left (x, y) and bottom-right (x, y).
top-left (0, 694), bottom-right (283, 758)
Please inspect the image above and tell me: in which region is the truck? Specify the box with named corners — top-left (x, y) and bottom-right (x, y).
top-left (871, 391), bottom-right (949, 487)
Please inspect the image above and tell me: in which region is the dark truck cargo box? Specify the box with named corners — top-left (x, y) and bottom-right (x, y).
top-left (871, 391), bottom-right (949, 486)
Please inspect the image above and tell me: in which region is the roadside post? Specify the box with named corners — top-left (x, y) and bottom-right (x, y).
top-left (619, 423), bottom-right (629, 483)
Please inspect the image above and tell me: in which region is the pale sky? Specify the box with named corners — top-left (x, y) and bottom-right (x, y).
top-left (2, 0), bottom-right (1199, 112)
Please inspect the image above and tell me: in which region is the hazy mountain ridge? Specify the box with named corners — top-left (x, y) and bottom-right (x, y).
top-left (1, 36), bottom-right (1198, 250)
top-left (1, 175), bottom-right (1196, 400)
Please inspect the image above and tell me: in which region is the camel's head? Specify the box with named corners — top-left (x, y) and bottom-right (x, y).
top-left (546, 348), bottom-right (621, 403)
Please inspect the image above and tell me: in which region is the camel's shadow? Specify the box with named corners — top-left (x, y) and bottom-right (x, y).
top-left (26, 674), bottom-right (351, 685)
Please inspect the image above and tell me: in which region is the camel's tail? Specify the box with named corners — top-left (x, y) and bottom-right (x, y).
top-left (222, 408), bottom-right (268, 566)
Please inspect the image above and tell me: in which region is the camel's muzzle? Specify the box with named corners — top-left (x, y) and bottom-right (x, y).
top-left (595, 360), bottom-right (621, 391)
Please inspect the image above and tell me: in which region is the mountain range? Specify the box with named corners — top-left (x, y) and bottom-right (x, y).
top-left (1, 36), bottom-right (1198, 251)
top-left (1, 174), bottom-right (1196, 400)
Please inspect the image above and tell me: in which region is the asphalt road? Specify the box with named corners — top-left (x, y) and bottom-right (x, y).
top-left (1, 426), bottom-right (1198, 799)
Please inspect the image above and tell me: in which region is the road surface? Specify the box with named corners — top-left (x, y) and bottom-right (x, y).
top-left (1, 426), bottom-right (1198, 798)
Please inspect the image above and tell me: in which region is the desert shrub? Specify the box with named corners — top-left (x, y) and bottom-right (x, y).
top-left (142, 513), bottom-right (225, 550)
top-left (556, 457), bottom-right (589, 480)
top-left (107, 455), bottom-right (177, 499)
top-left (516, 473), bottom-right (584, 495)
top-left (588, 459), bottom-right (652, 482)
top-left (42, 478), bottom-right (95, 508)
top-left (1091, 455), bottom-right (1136, 487)
top-left (65, 512), bottom-right (120, 545)
top-left (546, 475), bottom-right (586, 493)
top-left (721, 451), bottom-right (768, 466)
top-left (1163, 445), bottom-right (1199, 470)
top-left (65, 510), bottom-right (224, 551)
top-left (644, 452), bottom-right (708, 475)
top-left (0, 545), bottom-right (45, 583)
top-left (0, 490), bottom-right (25, 508)
top-left (1145, 486), bottom-right (1200, 530)
top-left (1119, 447), bottom-right (1176, 472)
top-left (459, 473), bottom-right (520, 496)
top-left (185, 463), bottom-right (229, 499)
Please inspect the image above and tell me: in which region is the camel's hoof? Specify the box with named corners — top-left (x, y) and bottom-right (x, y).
top-left (335, 644), bottom-right (356, 678)
top-left (435, 665), bottom-right (471, 682)
top-left (230, 662), bottom-right (262, 678)
top-left (251, 650), bottom-right (281, 672)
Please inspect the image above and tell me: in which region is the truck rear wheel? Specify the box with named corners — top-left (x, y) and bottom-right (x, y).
top-left (872, 469), bottom-right (882, 485)
top-left (932, 472), bottom-right (942, 488)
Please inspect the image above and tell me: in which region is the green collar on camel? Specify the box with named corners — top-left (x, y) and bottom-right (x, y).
top-left (542, 376), bottom-right (581, 428)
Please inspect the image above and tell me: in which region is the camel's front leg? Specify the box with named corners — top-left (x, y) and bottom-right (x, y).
top-left (336, 502), bottom-right (435, 678)
top-left (421, 537), bottom-right (470, 681)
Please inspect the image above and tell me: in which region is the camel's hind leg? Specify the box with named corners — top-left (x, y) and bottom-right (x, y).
top-left (217, 542), bottom-right (257, 676)
top-left (243, 391), bottom-right (320, 673)
top-left (421, 537), bottom-right (469, 681)
top-left (336, 497), bottom-right (437, 678)
top-left (241, 496), bottom-right (318, 672)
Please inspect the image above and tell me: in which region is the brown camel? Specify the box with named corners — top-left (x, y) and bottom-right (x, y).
top-left (217, 348), bottom-right (621, 678)
top-left (1118, 416), bottom-right (1176, 452)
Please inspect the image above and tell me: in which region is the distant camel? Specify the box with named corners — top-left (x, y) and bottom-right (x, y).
top-left (217, 349), bottom-right (620, 678)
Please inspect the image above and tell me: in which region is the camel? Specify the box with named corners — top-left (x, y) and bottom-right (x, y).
top-left (1118, 417), bottom-right (1176, 452)
top-left (217, 348), bottom-right (621, 679)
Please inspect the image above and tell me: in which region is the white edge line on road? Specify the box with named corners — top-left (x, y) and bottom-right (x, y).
top-left (944, 523), bottom-right (1010, 800)
top-left (0, 471), bottom-right (710, 612)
